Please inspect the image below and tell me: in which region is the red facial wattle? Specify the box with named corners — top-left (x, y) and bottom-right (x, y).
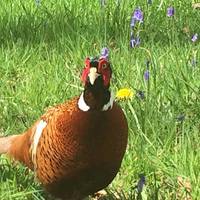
top-left (81, 57), bottom-right (112, 87)
top-left (98, 58), bottom-right (112, 87)
top-left (81, 57), bottom-right (90, 84)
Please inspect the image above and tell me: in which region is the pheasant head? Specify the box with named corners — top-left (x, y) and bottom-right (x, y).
top-left (79, 57), bottom-right (114, 111)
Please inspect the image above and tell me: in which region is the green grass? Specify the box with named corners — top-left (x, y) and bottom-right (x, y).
top-left (0, 0), bottom-right (200, 199)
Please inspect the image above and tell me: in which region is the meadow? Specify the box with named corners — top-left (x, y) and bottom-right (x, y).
top-left (0, 0), bottom-right (200, 199)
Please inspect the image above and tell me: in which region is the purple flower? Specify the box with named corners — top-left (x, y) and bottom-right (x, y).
top-left (130, 32), bottom-right (140, 48)
top-left (137, 174), bottom-right (146, 193)
top-left (133, 8), bottom-right (143, 22)
top-left (100, 47), bottom-right (109, 59)
top-left (144, 70), bottom-right (150, 81)
top-left (191, 33), bottom-right (198, 42)
top-left (167, 7), bottom-right (175, 17)
top-left (130, 37), bottom-right (140, 48)
top-left (131, 8), bottom-right (143, 27)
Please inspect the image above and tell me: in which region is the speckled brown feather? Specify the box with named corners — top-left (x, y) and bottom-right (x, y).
top-left (36, 97), bottom-right (128, 199)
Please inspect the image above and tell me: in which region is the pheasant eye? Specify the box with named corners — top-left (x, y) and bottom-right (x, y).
top-left (102, 63), bottom-right (107, 69)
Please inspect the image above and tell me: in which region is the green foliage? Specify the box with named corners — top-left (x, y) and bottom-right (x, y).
top-left (0, 0), bottom-right (199, 199)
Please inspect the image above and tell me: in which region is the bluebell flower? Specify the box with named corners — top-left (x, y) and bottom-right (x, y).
top-left (137, 174), bottom-right (146, 193)
top-left (130, 32), bottom-right (140, 48)
top-left (130, 37), bottom-right (140, 48)
top-left (167, 7), bottom-right (175, 17)
top-left (144, 70), bottom-right (150, 81)
top-left (191, 33), bottom-right (198, 42)
top-left (100, 47), bottom-right (109, 59)
top-left (130, 8), bottom-right (143, 28)
top-left (132, 8), bottom-right (143, 23)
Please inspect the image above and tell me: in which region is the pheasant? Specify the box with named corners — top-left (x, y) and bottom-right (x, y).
top-left (0, 56), bottom-right (128, 200)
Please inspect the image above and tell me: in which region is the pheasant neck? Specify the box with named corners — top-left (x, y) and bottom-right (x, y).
top-left (78, 87), bottom-right (114, 112)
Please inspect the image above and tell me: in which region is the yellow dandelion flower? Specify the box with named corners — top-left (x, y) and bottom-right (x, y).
top-left (116, 88), bottom-right (134, 100)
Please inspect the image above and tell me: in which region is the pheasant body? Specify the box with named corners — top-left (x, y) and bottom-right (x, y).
top-left (0, 56), bottom-right (128, 200)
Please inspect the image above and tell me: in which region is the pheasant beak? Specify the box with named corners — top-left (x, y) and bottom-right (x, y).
top-left (88, 67), bottom-right (100, 85)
